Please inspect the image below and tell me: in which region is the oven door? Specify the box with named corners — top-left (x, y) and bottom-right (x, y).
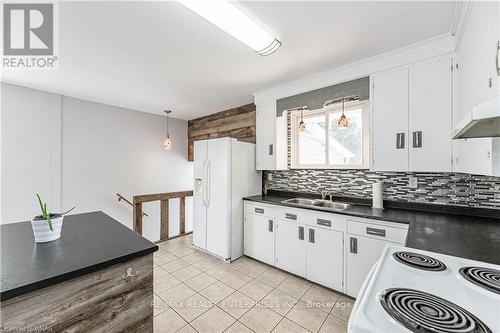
top-left (348, 260), bottom-right (380, 333)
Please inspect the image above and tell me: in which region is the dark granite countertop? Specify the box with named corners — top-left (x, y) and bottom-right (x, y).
top-left (1, 211), bottom-right (158, 301)
top-left (244, 193), bottom-right (500, 265)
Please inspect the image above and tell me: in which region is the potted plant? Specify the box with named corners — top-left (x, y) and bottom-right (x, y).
top-left (31, 193), bottom-right (74, 243)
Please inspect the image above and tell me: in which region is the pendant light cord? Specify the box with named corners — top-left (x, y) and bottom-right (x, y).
top-left (165, 110), bottom-right (172, 138)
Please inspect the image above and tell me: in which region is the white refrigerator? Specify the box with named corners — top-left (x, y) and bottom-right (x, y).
top-left (193, 137), bottom-right (261, 261)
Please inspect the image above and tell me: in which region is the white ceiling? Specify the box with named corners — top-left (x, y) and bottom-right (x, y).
top-left (2, 1), bottom-right (455, 120)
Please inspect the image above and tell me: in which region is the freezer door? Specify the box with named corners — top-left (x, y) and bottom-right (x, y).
top-left (193, 140), bottom-right (207, 250)
top-left (206, 138), bottom-right (231, 259)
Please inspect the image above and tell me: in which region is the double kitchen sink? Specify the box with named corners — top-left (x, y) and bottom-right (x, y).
top-left (281, 198), bottom-right (350, 211)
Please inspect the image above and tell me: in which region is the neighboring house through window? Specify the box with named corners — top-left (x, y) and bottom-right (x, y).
top-left (290, 99), bottom-right (369, 169)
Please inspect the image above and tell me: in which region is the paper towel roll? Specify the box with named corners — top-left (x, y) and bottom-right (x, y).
top-left (372, 182), bottom-right (384, 209)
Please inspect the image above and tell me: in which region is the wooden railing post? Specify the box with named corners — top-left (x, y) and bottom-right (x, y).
top-left (179, 197), bottom-right (185, 235)
top-left (133, 203), bottom-right (143, 235)
top-left (160, 199), bottom-right (169, 240)
top-left (132, 190), bottom-right (192, 241)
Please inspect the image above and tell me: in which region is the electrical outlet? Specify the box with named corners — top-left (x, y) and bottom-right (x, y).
top-left (408, 176), bottom-right (418, 189)
top-left (268, 173), bottom-right (273, 180)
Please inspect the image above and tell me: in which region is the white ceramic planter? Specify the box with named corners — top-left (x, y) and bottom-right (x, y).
top-left (31, 216), bottom-right (63, 243)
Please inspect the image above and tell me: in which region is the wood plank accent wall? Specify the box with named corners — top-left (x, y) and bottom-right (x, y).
top-left (187, 103), bottom-right (256, 161)
top-left (1, 255), bottom-right (153, 332)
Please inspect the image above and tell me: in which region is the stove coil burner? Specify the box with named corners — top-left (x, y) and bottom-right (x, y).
top-left (460, 267), bottom-right (500, 294)
top-left (393, 251), bottom-right (447, 271)
top-left (380, 288), bottom-right (491, 333)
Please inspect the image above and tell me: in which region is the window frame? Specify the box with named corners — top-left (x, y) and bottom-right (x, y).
top-left (290, 99), bottom-right (370, 170)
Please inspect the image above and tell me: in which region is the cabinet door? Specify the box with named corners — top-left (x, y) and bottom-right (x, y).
top-left (453, 138), bottom-right (495, 175)
top-left (306, 227), bottom-right (343, 292)
top-left (275, 220), bottom-right (306, 277)
top-left (244, 213), bottom-right (274, 265)
top-left (372, 68), bottom-right (409, 171)
top-left (256, 101), bottom-right (277, 170)
top-left (409, 58), bottom-right (452, 172)
top-left (345, 235), bottom-right (389, 298)
top-left (486, 0), bottom-right (499, 100)
top-left (456, 2), bottom-right (492, 122)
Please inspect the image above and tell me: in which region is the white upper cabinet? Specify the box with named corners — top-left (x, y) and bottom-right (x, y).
top-left (453, 2), bottom-right (500, 176)
top-left (372, 68), bottom-right (409, 172)
top-left (372, 57), bottom-right (453, 172)
top-left (409, 58), bottom-right (453, 172)
top-left (255, 101), bottom-right (287, 170)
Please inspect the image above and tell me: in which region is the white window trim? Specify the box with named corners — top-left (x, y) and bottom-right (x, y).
top-left (290, 100), bottom-right (370, 170)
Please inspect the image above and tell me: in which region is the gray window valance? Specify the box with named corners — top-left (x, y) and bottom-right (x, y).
top-left (276, 76), bottom-right (369, 117)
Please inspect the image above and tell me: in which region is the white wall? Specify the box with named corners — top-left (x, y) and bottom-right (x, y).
top-left (1, 84), bottom-right (62, 222)
top-left (1, 83), bottom-right (193, 242)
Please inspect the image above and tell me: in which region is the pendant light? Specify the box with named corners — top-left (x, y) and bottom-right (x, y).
top-left (164, 110), bottom-right (172, 150)
top-left (298, 108), bottom-right (306, 132)
top-left (337, 97), bottom-right (349, 128)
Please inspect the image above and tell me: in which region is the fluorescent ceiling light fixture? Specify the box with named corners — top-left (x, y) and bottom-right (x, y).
top-left (178, 0), bottom-right (281, 56)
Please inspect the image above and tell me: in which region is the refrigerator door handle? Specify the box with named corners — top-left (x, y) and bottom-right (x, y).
top-left (202, 159), bottom-right (208, 207)
top-left (205, 160), bottom-right (211, 207)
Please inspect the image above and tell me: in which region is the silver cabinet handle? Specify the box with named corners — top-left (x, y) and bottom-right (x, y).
top-left (496, 40), bottom-right (500, 76)
top-left (412, 131), bottom-right (422, 148)
top-left (254, 208), bottom-right (264, 214)
top-left (396, 133), bottom-right (405, 149)
top-left (298, 226), bottom-right (304, 240)
top-left (366, 227), bottom-right (386, 237)
top-left (268, 220), bottom-right (273, 232)
top-left (309, 228), bottom-right (315, 243)
top-left (285, 213), bottom-right (297, 220)
top-left (350, 237), bottom-right (357, 254)
top-left (317, 218), bottom-right (331, 227)
top-left (268, 144), bottom-right (273, 156)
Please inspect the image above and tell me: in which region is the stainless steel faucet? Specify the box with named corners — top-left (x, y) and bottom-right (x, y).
top-left (320, 190), bottom-right (328, 200)
top-left (320, 190), bottom-right (338, 201)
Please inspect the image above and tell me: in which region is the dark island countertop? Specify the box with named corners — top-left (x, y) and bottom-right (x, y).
top-left (244, 193), bottom-right (500, 265)
top-left (1, 211), bottom-right (158, 301)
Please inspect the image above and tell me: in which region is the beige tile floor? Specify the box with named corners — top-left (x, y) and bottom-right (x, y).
top-left (153, 234), bottom-right (354, 333)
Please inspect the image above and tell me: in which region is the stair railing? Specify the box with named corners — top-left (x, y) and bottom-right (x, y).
top-left (132, 191), bottom-right (193, 241)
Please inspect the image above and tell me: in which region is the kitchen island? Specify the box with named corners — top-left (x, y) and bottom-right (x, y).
top-left (0, 211), bottom-right (158, 332)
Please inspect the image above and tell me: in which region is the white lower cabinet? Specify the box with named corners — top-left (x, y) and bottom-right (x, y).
top-left (243, 201), bottom-right (408, 297)
top-left (275, 220), bottom-right (306, 277)
top-left (345, 235), bottom-right (389, 298)
top-left (344, 218), bottom-right (409, 297)
top-left (244, 213), bottom-right (275, 266)
top-left (306, 227), bottom-right (343, 291)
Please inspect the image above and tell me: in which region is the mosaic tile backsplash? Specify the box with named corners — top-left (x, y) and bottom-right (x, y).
top-left (266, 169), bottom-right (500, 210)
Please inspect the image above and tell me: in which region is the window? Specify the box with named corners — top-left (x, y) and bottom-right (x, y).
top-left (291, 100), bottom-right (369, 169)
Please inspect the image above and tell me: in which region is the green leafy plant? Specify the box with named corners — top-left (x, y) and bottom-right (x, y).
top-left (36, 193), bottom-right (53, 231)
top-left (35, 193), bottom-right (75, 231)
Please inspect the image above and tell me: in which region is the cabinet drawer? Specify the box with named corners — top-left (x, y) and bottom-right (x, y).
top-left (347, 219), bottom-right (407, 244)
top-left (244, 202), bottom-right (275, 216)
top-left (302, 210), bottom-right (346, 232)
top-left (280, 207), bottom-right (304, 222)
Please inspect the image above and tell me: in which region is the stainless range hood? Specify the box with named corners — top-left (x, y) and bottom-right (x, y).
top-left (452, 96), bottom-right (500, 139)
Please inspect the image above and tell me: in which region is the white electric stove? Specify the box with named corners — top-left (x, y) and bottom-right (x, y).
top-left (348, 245), bottom-right (500, 333)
